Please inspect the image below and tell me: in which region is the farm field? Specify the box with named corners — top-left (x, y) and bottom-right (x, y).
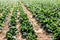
top-left (0, 0), bottom-right (60, 40)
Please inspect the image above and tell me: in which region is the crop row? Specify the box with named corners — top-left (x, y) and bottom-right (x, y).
top-left (6, 6), bottom-right (18, 40)
top-left (6, 2), bottom-right (37, 40)
top-left (18, 2), bottom-right (37, 40)
top-left (0, 5), bottom-right (10, 32)
top-left (22, 0), bottom-right (60, 40)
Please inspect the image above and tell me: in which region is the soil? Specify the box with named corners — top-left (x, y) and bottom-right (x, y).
top-left (0, 14), bottom-right (2, 16)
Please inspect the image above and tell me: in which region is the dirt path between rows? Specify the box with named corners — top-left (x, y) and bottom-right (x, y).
top-left (16, 10), bottom-right (21, 40)
top-left (0, 8), bottom-right (13, 40)
top-left (0, 11), bottom-right (6, 17)
top-left (20, 2), bottom-right (52, 40)
top-left (16, 10), bottom-right (26, 40)
top-left (0, 14), bottom-right (2, 16)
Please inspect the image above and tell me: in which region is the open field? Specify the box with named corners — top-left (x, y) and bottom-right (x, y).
top-left (0, 0), bottom-right (60, 40)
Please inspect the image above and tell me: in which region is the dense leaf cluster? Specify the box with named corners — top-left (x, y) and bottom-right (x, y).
top-left (6, 6), bottom-right (18, 40)
top-left (22, 0), bottom-right (60, 40)
top-left (0, 5), bottom-right (10, 31)
top-left (19, 3), bottom-right (37, 40)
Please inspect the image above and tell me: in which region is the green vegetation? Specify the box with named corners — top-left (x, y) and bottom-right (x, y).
top-left (0, 3), bottom-right (10, 31)
top-left (1, 0), bottom-right (60, 40)
top-left (18, 2), bottom-right (37, 40)
top-left (0, 0), bottom-right (37, 40)
top-left (22, 0), bottom-right (60, 40)
top-left (6, 5), bottom-right (18, 40)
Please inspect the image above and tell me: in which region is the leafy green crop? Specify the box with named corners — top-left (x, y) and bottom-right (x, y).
top-left (18, 2), bottom-right (37, 40)
top-left (6, 6), bottom-right (18, 40)
top-left (6, 26), bottom-right (18, 40)
top-left (22, 0), bottom-right (60, 40)
top-left (0, 4), bottom-right (10, 31)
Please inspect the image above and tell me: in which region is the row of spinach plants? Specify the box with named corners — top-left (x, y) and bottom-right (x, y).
top-left (6, 6), bottom-right (18, 40)
top-left (0, 5), bottom-right (10, 32)
top-left (18, 2), bottom-right (37, 40)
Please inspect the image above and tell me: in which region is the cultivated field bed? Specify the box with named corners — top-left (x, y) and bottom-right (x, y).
top-left (0, 0), bottom-right (60, 40)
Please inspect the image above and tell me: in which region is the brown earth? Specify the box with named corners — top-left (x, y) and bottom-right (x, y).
top-left (0, 14), bottom-right (2, 16)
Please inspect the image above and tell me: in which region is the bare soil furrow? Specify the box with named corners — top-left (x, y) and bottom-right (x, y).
top-left (16, 10), bottom-right (26, 40)
top-left (0, 14), bottom-right (2, 16)
top-left (16, 10), bottom-right (22, 40)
